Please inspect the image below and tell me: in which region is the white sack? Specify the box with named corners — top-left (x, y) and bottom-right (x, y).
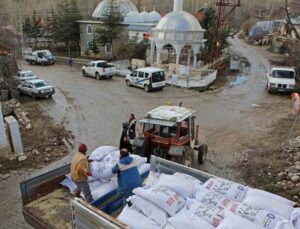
top-left (138, 163), bottom-right (150, 175)
top-left (243, 193), bottom-right (294, 220)
top-left (168, 208), bottom-right (214, 229)
top-left (117, 205), bottom-right (161, 229)
top-left (131, 154), bottom-right (148, 167)
top-left (91, 177), bottom-right (118, 200)
top-left (128, 195), bottom-right (168, 228)
top-left (88, 146), bottom-right (118, 162)
top-left (133, 186), bottom-right (185, 216)
top-left (143, 171), bottom-right (161, 187)
top-left (186, 198), bottom-right (224, 227)
top-left (228, 202), bottom-right (290, 229)
top-left (204, 178), bottom-right (248, 202)
top-left (154, 174), bottom-right (196, 198)
top-left (194, 185), bottom-right (232, 209)
top-left (173, 172), bottom-right (203, 186)
top-left (217, 210), bottom-right (265, 229)
top-left (291, 208), bottom-right (300, 229)
top-left (246, 189), bottom-right (295, 207)
top-left (90, 161), bottom-right (114, 179)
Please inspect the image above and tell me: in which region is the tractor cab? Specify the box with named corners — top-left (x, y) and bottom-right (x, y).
top-left (133, 106), bottom-right (208, 166)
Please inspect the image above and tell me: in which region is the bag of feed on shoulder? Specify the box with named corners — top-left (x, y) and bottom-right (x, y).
top-left (216, 210), bottom-right (265, 229)
top-left (194, 185), bottom-right (232, 210)
top-left (130, 154), bottom-right (147, 167)
top-left (133, 186), bottom-right (185, 216)
top-left (89, 161), bottom-right (114, 179)
top-left (227, 202), bottom-right (293, 229)
top-left (88, 146), bottom-right (118, 162)
top-left (185, 198), bottom-right (224, 227)
top-left (128, 195), bottom-right (168, 228)
top-left (168, 207), bottom-right (214, 229)
top-left (153, 174), bottom-right (197, 198)
top-left (117, 205), bottom-right (161, 229)
top-left (243, 189), bottom-right (295, 220)
top-left (203, 178), bottom-right (248, 202)
top-left (143, 171), bottom-right (161, 187)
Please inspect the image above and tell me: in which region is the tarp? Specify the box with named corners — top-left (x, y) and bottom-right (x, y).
top-left (249, 21), bottom-right (281, 40)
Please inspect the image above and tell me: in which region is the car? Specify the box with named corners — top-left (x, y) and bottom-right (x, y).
top-left (125, 67), bottom-right (166, 92)
top-left (82, 61), bottom-right (117, 80)
top-left (18, 79), bottom-right (55, 99)
top-left (13, 70), bottom-right (38, 82)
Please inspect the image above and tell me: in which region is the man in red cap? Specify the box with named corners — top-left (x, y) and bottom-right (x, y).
top-left (71, 143), bottom-right (93, 202)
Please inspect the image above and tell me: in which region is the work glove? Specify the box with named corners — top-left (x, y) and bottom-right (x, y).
top-left (86, 172), bottom-right (92, 177)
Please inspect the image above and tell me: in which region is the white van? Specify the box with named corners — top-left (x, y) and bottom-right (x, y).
top-left (267, 66), bottom-right (296, 93)
top-left (125, 67), bottom-right (166, 92)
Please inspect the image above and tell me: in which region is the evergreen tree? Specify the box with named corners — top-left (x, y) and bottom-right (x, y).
top-left (22, 11), bottom-right (45, 49)
top-left (199, 7), bottom-right (230, 63)
top-left (95, 0), bottom-right (123, 47)
top-left (51, 0), bottom-right (82, 48)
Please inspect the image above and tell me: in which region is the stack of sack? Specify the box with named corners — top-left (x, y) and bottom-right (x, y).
top-left (61, 146), bottom-right (150, 200)
top-left (117, 172), bottom-right (300, 229)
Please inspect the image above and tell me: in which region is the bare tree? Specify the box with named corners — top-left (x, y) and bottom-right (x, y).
top-left (285, 0), bottom-right (300, 39)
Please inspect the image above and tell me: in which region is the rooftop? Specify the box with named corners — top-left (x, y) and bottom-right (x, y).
top-left (145, 105), bottom-right (196, 123)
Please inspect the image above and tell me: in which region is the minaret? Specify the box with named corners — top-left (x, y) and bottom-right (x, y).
top-left (173, 0), bottom-right (183, 11)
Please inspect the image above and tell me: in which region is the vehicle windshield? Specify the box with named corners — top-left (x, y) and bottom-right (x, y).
top-left (34, 81), bottom-right (47, 88)
top-left (22, 72), bottom-right (34, 77)
top-left (42, 51), bottom-right (52, 57)
top-left (272, 70), bottom-right (295, 79)
top-left (151, 71), bottom-right (165, 83)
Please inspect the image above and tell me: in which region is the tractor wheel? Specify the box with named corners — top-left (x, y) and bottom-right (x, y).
top-left (197, 140), bottom-right (208, 164)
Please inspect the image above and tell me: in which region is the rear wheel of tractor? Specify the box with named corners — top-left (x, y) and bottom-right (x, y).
top-left (198, 141), bottom-right (208, 164)
top-left (96, 72), bottom-right (101, 80)
top-left (144, 84), bottom-right (149, 92)
top-left (183, 146), bottom-right (194, 167)
top-left (126, 80), bottom-right (131, 87)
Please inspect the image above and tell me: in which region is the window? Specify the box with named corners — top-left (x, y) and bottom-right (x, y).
top-left (97, 62), bottom-right (107, 68)
top-left (138, 71), bottom-right (144, 78)
top-left (87, 24), bottom-right (93, 34)
top-left (190, 117), bottom-right (195, 140)
top-left (34, 81), bottom-right (47, 88)
top-left (151, 71), bottom-right (165, 83)
top-left (131, 71), bottom-right (138, 77)
top-left (105, 43), bottom-right (112, 54)
top-left (91, 63), bottom-right (95, 67)
top-left (145, 73), bottom-right (149, 79)
top-left (180, 118), bottom-right (190, 137)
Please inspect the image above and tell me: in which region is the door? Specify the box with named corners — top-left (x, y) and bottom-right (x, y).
top-left (90, 62), bottom-right (96, 77)
top-left (27, 83), bottom-right (35, 95)
top-left (130, 71), bottom-right (138, 85)
top-left (137, 71), bottom-right (145, 88)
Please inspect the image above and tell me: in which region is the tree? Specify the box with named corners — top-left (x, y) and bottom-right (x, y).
top-left (23, 11), bottom-right (45, 49)
top-left (50, 0), bottom-right (82, 55)
top-left (95, 0), bottom-right (123, 48)
top-left (285, 0), bottom-right (299, 39)
top-left (199, 7), bottom-right (230, 63)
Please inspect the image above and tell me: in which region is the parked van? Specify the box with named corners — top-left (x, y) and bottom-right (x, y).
top-left (126, 67), bottom-right (166, 92)
top-left (267, 66), bottom-right (296, 93)
top-left (23, 49), bottom-right (55, 65)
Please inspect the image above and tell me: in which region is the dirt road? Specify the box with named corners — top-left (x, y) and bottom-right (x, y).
top-left (0, 38), bottom-right (294, 228)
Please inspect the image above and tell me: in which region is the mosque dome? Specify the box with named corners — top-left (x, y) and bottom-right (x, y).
top-left (124, 11), bottom-right (143, 23)
top-left (92, 0), bottom-right (138, 19)
top-left (149, 10), bottom-right (161, 22)
top-left (140, 10), bottom-right (152, 23)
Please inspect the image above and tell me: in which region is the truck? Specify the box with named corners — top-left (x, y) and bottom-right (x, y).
top-left (267, 66), bottom-right (296, 93)
top-left (82, 61), bottom-right (117, 80)
top-left (20, 156), bottom-right (213, 229)
top-left (23, 49), bottom-right (55, 65)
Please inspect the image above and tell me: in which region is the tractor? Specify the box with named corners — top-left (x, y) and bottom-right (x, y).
top-left (133, 105), bottom-right (208, 167)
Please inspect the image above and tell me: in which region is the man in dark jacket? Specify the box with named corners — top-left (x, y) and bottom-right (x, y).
top-left (112, 148), bottom-right (142, 200)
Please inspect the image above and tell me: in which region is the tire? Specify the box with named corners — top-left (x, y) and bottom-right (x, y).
top-left (144, 84), bottom-right (149, 92)
top-left (126, 80), bottom-right (131, 87)
top-left (197, 141), bottom-right (208, 164)
top-left (267, 85), bottom-right (272, 94)
top-left (41, 61), bottom-right (45, 66)
top-left (96, 72), bottom-right (101, 80)
top-left (82, 70), bottom-right (87, 77)
top-left (31, 93), bottom-right (36, 100)
top-left (49, 94), bottom-right (52, 98)
top-left (32, 60), bottom-right (36, 65)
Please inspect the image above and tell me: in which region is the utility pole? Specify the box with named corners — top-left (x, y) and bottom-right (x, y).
top-left (285, 0), bottom-right (300, 39)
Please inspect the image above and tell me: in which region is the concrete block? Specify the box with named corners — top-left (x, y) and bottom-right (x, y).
top-left (4, 116), bottom-right (23, 156)
top-left (0, 101), bottom-right (8, 148)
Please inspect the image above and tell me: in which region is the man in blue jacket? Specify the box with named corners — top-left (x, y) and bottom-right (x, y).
top-left (112, 148), bottom-right (142, 201)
